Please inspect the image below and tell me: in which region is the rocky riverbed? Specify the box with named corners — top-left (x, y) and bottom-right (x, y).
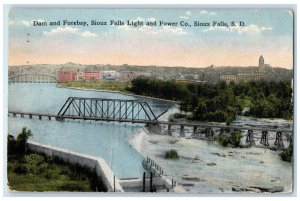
top-left (128, 124), bottom-right (293, 194)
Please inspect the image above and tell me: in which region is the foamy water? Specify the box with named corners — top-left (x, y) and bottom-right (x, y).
top-left (128, 108), bottom-right (293, 193)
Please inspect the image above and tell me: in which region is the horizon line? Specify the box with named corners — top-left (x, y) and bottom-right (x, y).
top-left (8, 62), bottom-right (293, 70)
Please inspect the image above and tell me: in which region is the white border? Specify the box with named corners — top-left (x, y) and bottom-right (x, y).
top-left (1, 1), bottom-right (299, 201)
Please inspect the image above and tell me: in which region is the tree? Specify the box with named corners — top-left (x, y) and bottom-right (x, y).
top-left (7, 135), bottom-right (16, 155)
top-left (193, 100), bottom-right (207, 119)
top-left (16, 127), bottom-right (32, 156)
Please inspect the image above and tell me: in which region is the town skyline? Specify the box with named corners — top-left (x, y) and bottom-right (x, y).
top-left (8, 57), bottom-right (292, 70)
top-left (9, 9), bottom-right (294, 69)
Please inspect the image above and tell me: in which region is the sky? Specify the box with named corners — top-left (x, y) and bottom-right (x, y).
top-left (8, 9), bottom-right (294, 69)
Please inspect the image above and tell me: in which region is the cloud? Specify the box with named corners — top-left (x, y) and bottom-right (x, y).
top-left (237, 24), bottom-right (272, 34)
top-left (147, 17), bottom-right (156, 22)
top-left (43, 26), bottom-right (79, 36)
top-left (20, 20), bottom-right (31, 27)
top-left (137, 25), bottom-right (187, 35)
top-left (162, 26), bottom-right (187, 35)
top-left (131, 17), bottom-right (145, 21)
top-left (9, 18), bottom-right (46, 27)
top-left (261, 27), bottom-right (273, 31)
top-left (43, 26), bottom-right (97, 38)
top-left (139, 26), bottom-right (159, 34)
top-left (203, 26), bottom-right (231, 33)
top-left (179, 10), bottom-right (191, 20)
top-left (185, 11), bottom-right (191, 16)
top-left (179, 16), bottom-right (189, 20)
top-left (203, 24), bottom-right (272, 35)
top-left (117, 24), bottom-right (131, 31)
top-left (130, 17), bottom-right (157, 22)
top-left (200, 10), bottom-right (216, 16)
top-left (80, 31), bottom-right (98, 37)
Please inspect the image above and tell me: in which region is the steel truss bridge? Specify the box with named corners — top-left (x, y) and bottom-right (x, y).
top-left (9, 74), bottom-right (57, 83)
top-left (8, 97), bottom-right (292, 149)
top-left (55, 97), bottom-right (168, 122)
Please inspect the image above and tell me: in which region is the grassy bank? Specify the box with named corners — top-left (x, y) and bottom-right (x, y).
top-left (7, 128), bottom-right (106, 192)
top-left (58, 80), bottom-right (131, 92)
top-left (8, 152), bottom-right (106, 192)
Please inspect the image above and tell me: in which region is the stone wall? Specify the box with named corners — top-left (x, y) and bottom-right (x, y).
top-left (27, 141), bottom-right (124, 192)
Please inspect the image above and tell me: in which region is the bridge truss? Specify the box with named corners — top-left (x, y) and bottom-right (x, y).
top-left (56, 97), bottom-right (166, 122)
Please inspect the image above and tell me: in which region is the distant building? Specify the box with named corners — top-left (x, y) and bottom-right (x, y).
top-left (76, 72), bottom-right (84, 81)
top-left (103, 71), bottom-right (117, 80)
top-left (259, 55), bottom-right (265, 73)
top-left (219, 73), bottom-right (266, 83)
top-left (58, 71), bottom-right (77, 82)
top-left (175, 79), bottom-right (207, 84)
top-left (84, 71), bottom-right (101, 81)
top-left (219, 55), bottom-right (269, 83)
top-left (219, 74), bottom-right (237, 83)
top-left (236, 73), bottom-right (266, 82)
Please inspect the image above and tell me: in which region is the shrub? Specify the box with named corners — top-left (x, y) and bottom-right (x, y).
top-left (229, 131), bottom-right (243, 147)
top-left (164, 150), bottom-right (179, 159)
top-left (16, 127), bottom-right (32, 156)
top-left (280, 147), bottom-right (292, 162)
top-left (23, 154), bottom-right (47, 175)
top-left (216, 134), bottom-right (230, 146)
top-left (216, 131), bottom-right (243, 147)
top-left (13, 163), bottom-right (29, 174)
top-left (59, 166), bottom-right (72, 176)
top-left (280, 136), bottom-right (293, 162)
top-left (24, 154), bottom-right (45, 166)
top-left (173, 113), bottom-right (187, 119)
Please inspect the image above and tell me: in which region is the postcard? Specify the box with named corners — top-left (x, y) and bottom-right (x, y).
top-left (6, 7), bottom-right (294, 194)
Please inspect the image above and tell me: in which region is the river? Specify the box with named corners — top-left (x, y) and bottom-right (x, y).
top-left (8, 83), bottom-right (293, 193)
top-left (8, 83), bottom-right (171, 179)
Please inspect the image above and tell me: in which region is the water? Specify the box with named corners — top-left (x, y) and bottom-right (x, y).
top-left (8, 83), bottom-right (293, 193)
top-left (128, 111), bottom-right (293, 193)
top-left (8, 83), bottom-right (173, 179)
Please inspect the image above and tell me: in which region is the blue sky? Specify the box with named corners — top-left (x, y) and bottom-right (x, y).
top-left (9, 9), bottom-right (294, 68)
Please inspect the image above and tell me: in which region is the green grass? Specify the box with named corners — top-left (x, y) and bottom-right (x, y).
top-left (8, 172), bottom-right (91, 192)
top-left (7, 153), bottom-right (106, 192)
top-left (59, 81), bottom-right (131, 92)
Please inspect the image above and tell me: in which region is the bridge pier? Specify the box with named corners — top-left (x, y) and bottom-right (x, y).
top-left (21, 114), bottom-right (24, 118)
top-left (39, 115), bottom-right (42, 120)
top-left (220, 128), bottom-right (225, 135)
top-left (29, 114), bottom-right (32, 119)
top-left (13, 113), bottom-right (16, 117)
top-left (48, 116), bottom-right (51, 120)
top-left (206, 127), bottom-right (214, 139)
top-left (274, 131), bottom-right (284, 148)
top-left (193, 126), bottom-right (198, 135)
top-left (167, 125), bottom-right (172, 136)
top-left (180, 126), bottom-right (185, 137)
top-left (260, 131), bottom-right (269, 146)
top-left (246, 130), bottom-right (255, 145)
